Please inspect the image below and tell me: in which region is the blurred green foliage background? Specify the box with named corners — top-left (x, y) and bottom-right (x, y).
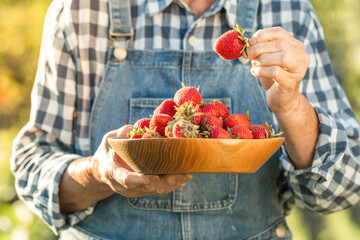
top-left (0, 0), bottom-right (360, 239)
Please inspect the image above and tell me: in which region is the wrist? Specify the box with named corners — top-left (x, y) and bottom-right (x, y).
top-left (60, 157), bottom-right (114, 214)
top-left (80, 156), bottom-right (114, 195)
top-left (271, 92), bottom-right (303, 120)
top-left (273, 94), bottom-right (319, 169)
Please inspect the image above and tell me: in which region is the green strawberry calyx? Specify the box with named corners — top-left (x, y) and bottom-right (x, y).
top-left (233, 24), bottom-right (250, 56)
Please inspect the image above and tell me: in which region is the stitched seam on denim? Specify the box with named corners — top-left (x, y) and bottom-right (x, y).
top-left (88, 58), bottom-right (114, 154)
top-left (246, 218), bottom-right (286, 240)
top-left (127, 198), bottom-right (173, 211)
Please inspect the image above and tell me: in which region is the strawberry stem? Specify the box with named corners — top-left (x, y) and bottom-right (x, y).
top-left (233, 24), bottom-right (249, 56)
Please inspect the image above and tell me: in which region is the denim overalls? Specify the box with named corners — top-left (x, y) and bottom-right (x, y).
top-left (61, 0), bottom-right (292, 239)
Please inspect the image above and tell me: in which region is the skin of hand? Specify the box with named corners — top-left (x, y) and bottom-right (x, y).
top-left (59, 125), bottom-right (193, 214)
top-left (242, 27), bottom-right (319, 169)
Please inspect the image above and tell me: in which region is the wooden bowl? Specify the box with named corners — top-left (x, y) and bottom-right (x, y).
top-left (108, 137), bottom-right (285, 174)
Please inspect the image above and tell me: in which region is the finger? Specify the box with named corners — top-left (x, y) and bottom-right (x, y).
top-left (249, 27), bottom-right (295, 46)
top-left (112, 167), bottom-right (152, 189)
top-left (251, 51), bottom-right (295, 72)
top-left (246, 39), bottom-right (293, 60)
top-left (251, 66), bottom-right (290, 87)
top-left (112, 150), bottom-right (135, 171)
top-left (108, 125), bottom-right (134, 139)
top-left (158, 174), bottom-right (193, 185)
top-left (257, 77), bottom-right (276, 91)
top-left (126, 174), bottom-right (192, 196)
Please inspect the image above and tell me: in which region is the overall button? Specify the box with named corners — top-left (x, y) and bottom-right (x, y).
top-left (188, 36), bottom-right (198, 47)
top-left (275, 224), bottom-right (286, 238)
top-left (114, 48), bottom-right (127, 61)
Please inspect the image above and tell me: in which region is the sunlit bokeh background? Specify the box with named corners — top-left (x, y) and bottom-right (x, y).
top-left (1, 0), bottom-right (360, 239)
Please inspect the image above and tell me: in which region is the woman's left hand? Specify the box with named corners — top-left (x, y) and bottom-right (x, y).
top-left (243, 27), bottom-right (310, 116)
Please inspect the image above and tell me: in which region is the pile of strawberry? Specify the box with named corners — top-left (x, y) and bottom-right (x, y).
top-left (129, 85), bottom-right (282, 139)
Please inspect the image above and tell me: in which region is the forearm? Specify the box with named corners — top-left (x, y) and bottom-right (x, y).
top-left (275, 94), bottom-right (319, 169)
top-left (59, 156), bottom-right (114, 214)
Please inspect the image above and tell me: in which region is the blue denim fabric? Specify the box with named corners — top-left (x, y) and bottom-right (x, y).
top-left (68, 48), bottom-right (292, 240)
top-left (60, 0), bottom-right (292, 239)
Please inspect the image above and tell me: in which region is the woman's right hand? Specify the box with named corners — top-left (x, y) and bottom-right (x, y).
top-left (90, 125), bottom-right (193, 198)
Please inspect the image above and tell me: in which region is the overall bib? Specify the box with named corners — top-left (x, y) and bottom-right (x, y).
top-left (61, 0), bottom-right (292, 239)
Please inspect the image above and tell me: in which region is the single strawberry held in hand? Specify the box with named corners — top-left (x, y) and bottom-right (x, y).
top-left (214, 24), bottom-right (250, 60)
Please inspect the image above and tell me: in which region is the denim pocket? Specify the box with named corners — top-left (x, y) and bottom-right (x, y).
top-left (128, 97), bottom-right (237, 211)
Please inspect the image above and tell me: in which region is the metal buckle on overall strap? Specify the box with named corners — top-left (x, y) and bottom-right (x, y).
top-left (110, 25), bottom-right (134, 61)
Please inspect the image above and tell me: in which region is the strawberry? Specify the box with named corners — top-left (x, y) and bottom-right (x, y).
top-left (141, 127), bottom-right (163, 139)
top-left (201, 116), bottom-right (223, 131)
top-left (131, 134), bottom-right (143, 139)
top-left (174, 102), bottom-right (203, 125)
top-left (153, 99), bottom-right (178, 117)
top-left (249, 121), bottom-right (283, 139)
top-left (174, 83), bottom-right (202, 107)
top-left (228, 125), bottom-right (253, 139)
top-left (249, 124), bottom-right (270, 139)
top-left (149, 114), bottom-right (173, 136)
top-left (173, 120), bottom-right (199, 138)
top-left (214, 24), bottom-right (250, 60)
top-left (212, 100), bottom-right (229, 119)
top-left (164, 119), bottom-right (178, 138)
top-left (223, 111), bottom-right (250, 130)
top-left (209, 127), bottom-right (232, 139)
top-left (200, 103), bottom-right (220, 118)
top-left (133, 118), bottom-right (151, 130)
top-left (164, 125), bottom-right (172, 138)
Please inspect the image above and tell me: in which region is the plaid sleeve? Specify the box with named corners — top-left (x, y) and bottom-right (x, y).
top-left (10, 0), bottom-right (94, 234)
top-left (279, 2), bottom-right (360, 213)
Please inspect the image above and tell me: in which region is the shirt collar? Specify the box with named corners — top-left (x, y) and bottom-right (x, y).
top-left (144, 0), bottom-right (238, 28)
top-left (144, 0), bottom-right (174, 18)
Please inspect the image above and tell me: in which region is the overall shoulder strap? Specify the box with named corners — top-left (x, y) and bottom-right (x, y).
top-left (109, 0), bottom-right (134, 61)
top-left (236, 0), bottom-right (260, 38)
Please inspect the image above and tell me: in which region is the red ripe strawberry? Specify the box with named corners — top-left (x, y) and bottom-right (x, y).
top-left (223, 111), bottom-right (250, 130)
top-left (214, 24), bottom-right (250, 60)
top-left (201, 116), bottom-right (223, 131)
top-left (212, 100), bottom-right (229, 119)
top-left (174, 84), bottom-right (202, 107)
top-left (153, 99), bottom-right (178, 117)
top-left (249, 124), bottom-right (271, 139)
top-left (249, 122), bottom-right (283, 139)
top-left (209, 127), bottom-right (232, 139)
top-left (228, 124), bottom-right (253, 139)
top-left (173, 120), bottom-right (199, 138)
top-left (149, 114), bottom-right (173, 136)
top-left (200, 103), bottom-right (220, 118)
top-left (133, 118), bottom-right (151, 130)
top-left (164, 125), bottom-right (173, 138)
top-left (131, 134), bottom-right (143, 139)
top-left (196, 133), bottom-right (203, 138)
top-left (164, 119), bottom-right (178, 138)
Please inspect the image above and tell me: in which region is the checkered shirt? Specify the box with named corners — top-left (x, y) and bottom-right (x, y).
top-left (10, 0), bottom-right (360, 234)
